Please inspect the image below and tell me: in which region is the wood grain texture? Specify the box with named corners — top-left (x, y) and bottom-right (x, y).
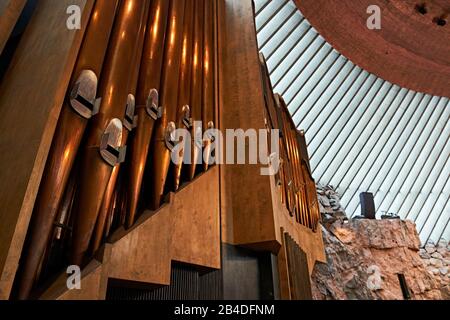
top-left (218, 0), bottom-right (278, 247)
top-left (171, 168), bottom-right (221, 268)
top-left (0, 0), bottom-right (27, 53)
top-left (38, 168), bottom-right (221, 299)
top-left (109, 167), bottom-right (221, 285)
top-left (218, 0), bottom-right (325, 264)
top-left (277, 229), bottom-right (291, 300)
top-left (271, 174), bottom-right (326, 273)
top-left (284, 233), bottom-right (313, 300)
top-left (0, 0), bottom-right (94, 300)
top-left (295, 0), bottom-right (450, 97)
top-left (39, 259), bottom-right (106, 300)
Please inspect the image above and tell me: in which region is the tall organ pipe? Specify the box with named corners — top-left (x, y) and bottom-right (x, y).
top-left (172, 0), bottom-right (195, 191)
top-left (282, 97), bottom-right (307, 226)
top-left (91, 3), bottom-right (149, 252)
top-left (292, 122), bottom-right (306, 225)
top-left (186, 0), bottom-right (204, 181)
top-left (283, 107), bottom-right (302, 224)
top-left (202, 0), bottom-right (215, 172)
top-left (15, 0), bottom-right (119, 300)
top-left (148, 0), bottom-right (186, 210)
top-left (70, 0), bottom-right (150, 266)
top-left (125, 0), bottom-right (171, 227)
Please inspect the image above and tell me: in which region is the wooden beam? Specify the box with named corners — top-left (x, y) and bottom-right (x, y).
top-left (218, 0), bottom-right (278, 247)
top-left (0, 0), bottom-right (27, 54)
top-left (0, 0), bottom-right (94, 300)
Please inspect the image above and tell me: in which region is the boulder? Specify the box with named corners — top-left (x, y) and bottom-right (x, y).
top-left (425, 245), bottom-right (437, 254)
top-left (311, 219), bottom-right (446, 300)
top-left (431, 252), bottom-right (443, 259)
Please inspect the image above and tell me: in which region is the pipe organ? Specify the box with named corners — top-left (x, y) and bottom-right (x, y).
top-left (259, 54), bottom-right (320, 232)
top-left (0, 0), bottom-right (324, 300)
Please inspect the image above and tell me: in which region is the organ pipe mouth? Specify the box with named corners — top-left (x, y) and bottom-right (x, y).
top-left (145, 88), bottom-right (161, 120)
top-left (100, 118), bottom-right (126, 167)
top-left (124, 94), bottom-right (137, 131)
top-left (165, 121), bottom-right (177, 151)
top-left (182, 105), bottom-right (192, 128)
top-left (69, 69), bottom-right (100, 119)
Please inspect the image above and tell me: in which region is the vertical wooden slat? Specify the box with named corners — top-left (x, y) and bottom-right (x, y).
top-left (218, 0), bottom-right (278, 248)
top-left (284, 232), bottom-right (312, 300)
top-left (277, 229), bottom-right (291, 299)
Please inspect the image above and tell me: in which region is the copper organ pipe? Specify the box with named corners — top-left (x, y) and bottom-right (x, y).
top-left (185, 0), bottom-right (205, 181)
top-left (37, 170), bottom-right (78, 284)
top-left (70, 0), bottom-right (150, 266)
top-left (283, 99), bottom-right (302, 225)
top-left (125, 0), bottom-right (171, 227)
top-left (258, 54), bottom-right (278, 131)
top-left (91, 165), bottom-right (121, 253)
top-left (282, 109), bottom-right (297, 218)
top-left (284, 108), bottom-right (303, 225)
top-left (286, 99), bottom-right (309, 227)
top-left (104, 186), bottom-right (119, 238)
top-left (293, 134), bottom-right (304, 224)
top-left (172, 0), bottom-right (195, 191)
top-left (299, 128), bottom-right (320, 230)
top-left (202, 0), bottom-right (215, 172)
top-left (103, 173), bottom-right (125, 239)
top-left (274, 94), bottom-right (295, 216)
top-left (274, 93), bottom-right (312, 227)
top-left (274, 92), bottom-right (319, 230)
top-left (259, 54), bottom-right (287, 210)
top-left (118, 172), bottom-right (129, 227)
top-left (15, 0), bottom-right (119, 300)
top-left (53, 172), bottom-right (77, 242)
top-left (294, 130), bottom-right (312, 228)
top-left (277, 115), bottom-right (289, 206)
top-left (91, 2), bottom-right (149, 253)
top-left (148, 0), bottom-right (186, 210)
top-left (260, 54), bottom-right (298, 220)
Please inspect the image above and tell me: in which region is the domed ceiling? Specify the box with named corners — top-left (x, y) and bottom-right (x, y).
top-left (294, 0), bottom-right (450, 98)
top-left (255, 0), bottom-right (450, 244)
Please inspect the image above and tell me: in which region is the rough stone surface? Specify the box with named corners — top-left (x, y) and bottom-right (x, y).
top-left (420, 239), bottom-right (450, 295)
top-left (312, 187), bottom-right (449, 300)
top-left (316, 184), bottom-right (347, 228)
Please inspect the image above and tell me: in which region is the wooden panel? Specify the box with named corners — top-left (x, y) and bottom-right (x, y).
top-left (277, 229), bottom-right (291, 300)
top-left (107, 167), bottom-right (220, 286)
top-left (271, 174), bottom-right (326, 273)
top-left (218, 0), bottom-right (278, 248)
top-left (39, 168), bottom-right (221, 299)
top-left (0, 0), bottom-right (94, 300)
top-left (217, 4), bottom-right (325, 300)
top-left (171, 168), bottom-right (221, 268)
top-left (0, 0), bottom-right (27, 53)
top-left (284, 233), bottom-right (312, 300)
top-left (217, 0), bottom-right (325, 267)
top-left (108, 209), bottom-right (173, 286)
top-left (39, 260), bottom-right (106, 301)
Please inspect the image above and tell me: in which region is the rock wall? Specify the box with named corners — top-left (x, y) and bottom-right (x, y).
top-left (316, 184), bottom-right (347, 226)
top-left (420, 239), bottom-right (450, 298)
top-left (312, 185), bottom-right (449, 300)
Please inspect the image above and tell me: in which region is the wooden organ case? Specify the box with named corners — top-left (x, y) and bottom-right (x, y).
top-left (0, 0), bottom-right (325, 300)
